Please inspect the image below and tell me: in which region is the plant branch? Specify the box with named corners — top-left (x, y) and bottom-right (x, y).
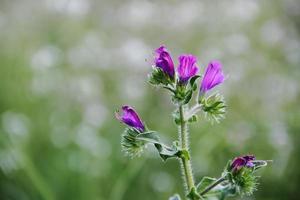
top-left (200, 177), bottom-right (226, 196)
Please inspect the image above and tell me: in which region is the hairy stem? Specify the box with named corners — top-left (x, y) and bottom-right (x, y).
top-left (178, 105), bottom-right (196, 196)
top-left (200, 177), bottom-right (226, 196)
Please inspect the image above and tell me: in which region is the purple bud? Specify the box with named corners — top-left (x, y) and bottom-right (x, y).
top-left (177, 54), bottom-right (199, 84)
top-left (154, 45), bottom-right (175, 79)
top-left (231, 155), bottom-right (256, 172)
top-left (200, 60), bottom-right (225, 94)
top-left (115, 106), bottom-right (145, 132)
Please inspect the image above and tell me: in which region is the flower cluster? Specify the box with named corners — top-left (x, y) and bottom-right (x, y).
top-left (115, 45), bottom-right (269, 200)
top-left (149, 45), bottom-right (226, 123)
top-left (150, 45), bottom-right (224, 92)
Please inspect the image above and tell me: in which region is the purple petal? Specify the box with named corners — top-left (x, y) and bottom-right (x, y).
top-left (177, 54), bottom-right (199, 84)
top-left (231, 154), bottom-right (256, 172)
top-left (154, 45), bottom-right (175, 79)
top-left (246, 162), bottom-right (254, 168)
top-left (231, 157), bottom-right (247, 171)
top-left (115, 105), bottom-right (145, 132)
top-left (200, 60), bottom-right (224, 93)
top-left (243, 155), bottom-right (255, 162)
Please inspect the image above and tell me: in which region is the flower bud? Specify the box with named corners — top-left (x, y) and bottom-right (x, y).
top-left (231, 155), bottom-right (255, 172)
top-left (154, 45), bottom-right (175, 80)
top-left (199, 60), bottom-right (224, 95)
top-left (115, 105), bottom-right (145, 132)
top-left (177, 54), bottom-right (199, 85)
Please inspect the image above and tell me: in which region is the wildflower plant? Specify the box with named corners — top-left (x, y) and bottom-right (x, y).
top-left (116, 45), bottom-right (269, 200)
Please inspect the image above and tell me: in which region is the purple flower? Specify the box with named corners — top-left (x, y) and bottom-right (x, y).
top-left (115, 106), bottom-right (145, 132)
top-left (154, 45), bottom-right (175, 79)
top-left (177, 54), bottom-right (199, 84)
top-left (231, 155), bottom-right (255, 172)
top-left (200, 60), bottom-right (225, 94)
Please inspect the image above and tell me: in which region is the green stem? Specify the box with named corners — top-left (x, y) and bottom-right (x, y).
top-left (200, 177), bottom-right (226, 196)
top-left (178, 105), bottom-right (195, 196)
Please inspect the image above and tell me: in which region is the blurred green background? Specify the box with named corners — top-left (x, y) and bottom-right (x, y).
top-left (0, 0), bottom-right (300, 199)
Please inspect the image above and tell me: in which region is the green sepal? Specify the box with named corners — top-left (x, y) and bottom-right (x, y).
top-left (173, 75), bottom-right (201, 104)
top-left (232, 167), bottom-right (259, 196)
top-left (201, 93), bottom-right (226, 123)
top-left (173, 84), bottom-right (186, 103)
top-left (183, 89), bottom-right (193, 104)
top-left (148, 66), bottom-right (173, 86)
top-left (121, 128), bottom-right (146, 158)
top-left (220, 185), bottom-right (237, 199)
top-left (189, 75), bottom-right (201, 91)
top-left (163, 85), bottom-right (176, 94)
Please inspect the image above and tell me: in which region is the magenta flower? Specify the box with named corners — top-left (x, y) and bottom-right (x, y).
top-left (200, 60), bottom-right (225, 94)
top-left (177, 54), bottom-right (199, 84)
top-left (115, 106), bottom-right (145, 132)
top-left (231, 155), bottom-right (255, 172)
top-left (154, 45), bottom-right (175, 79)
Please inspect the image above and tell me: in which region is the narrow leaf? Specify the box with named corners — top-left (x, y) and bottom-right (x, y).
top-left (197, 176), bottom-right (217, 192)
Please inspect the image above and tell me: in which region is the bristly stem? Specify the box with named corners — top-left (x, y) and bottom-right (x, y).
top-left (178, 105), bottom-right (196, 197)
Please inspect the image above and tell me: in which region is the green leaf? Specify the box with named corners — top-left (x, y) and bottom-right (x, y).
top-left (197, 176), bottom-right (217, 193)
top-left (136, 131), bottom-right (180, 161)
top-left (154, 143), bottom-right (179, 161)
top-left (136, 131), bottom-right (160, 143)
top-left (169, 194), bottom-right (181, 200)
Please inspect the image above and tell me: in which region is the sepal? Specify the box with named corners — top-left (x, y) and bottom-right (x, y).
top-left (121, 128), bottom-right (181, 160)
top-left (121, 128), bottom-right (146, 158)
top-left (148, 66), bottom-right (173, 86)
top-left (201, 93), bottom-right (226, 123)
top-left (189, 75), bottom-right (201, 91)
